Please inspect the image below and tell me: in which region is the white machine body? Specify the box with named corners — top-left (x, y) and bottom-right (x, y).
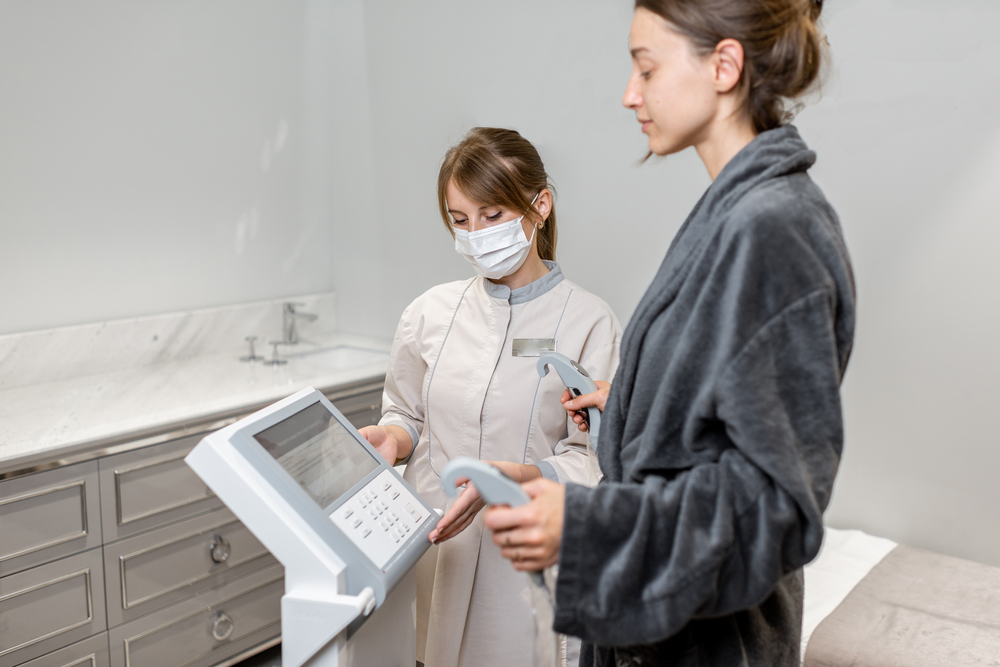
top-left (185, 387), bottom-right (436, 667)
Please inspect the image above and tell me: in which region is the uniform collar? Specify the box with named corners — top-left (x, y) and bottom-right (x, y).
top-left (483, 260), bottom-right (564, 305)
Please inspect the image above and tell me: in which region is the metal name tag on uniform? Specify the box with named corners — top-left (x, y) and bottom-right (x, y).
top-left (512, 339), bottom-right (557, 357)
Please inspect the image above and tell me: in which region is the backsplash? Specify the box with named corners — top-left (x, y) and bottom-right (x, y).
top-left (0, 293), bottom-right (335, 391)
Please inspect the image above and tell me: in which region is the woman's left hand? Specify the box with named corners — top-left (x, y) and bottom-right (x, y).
top-left (484, 478), bottom-right (565, 571)
top-left (430, 460), bottom-right (541, 544)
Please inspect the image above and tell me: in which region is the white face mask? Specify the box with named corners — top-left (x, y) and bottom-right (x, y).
top-left (453, 194), bottom-right (539, 280)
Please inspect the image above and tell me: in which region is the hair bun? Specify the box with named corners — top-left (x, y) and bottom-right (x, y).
top-left (636, 0), bottom-right (828, 132)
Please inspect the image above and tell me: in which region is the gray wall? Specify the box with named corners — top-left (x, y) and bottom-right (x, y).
top-left (2, 1), bottom-right (999, 566)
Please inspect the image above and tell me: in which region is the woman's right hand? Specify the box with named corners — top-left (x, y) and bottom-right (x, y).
top-left (358, 425), bottom-right (411, 465)
top-left (561, 381), bottom-right (611, 432)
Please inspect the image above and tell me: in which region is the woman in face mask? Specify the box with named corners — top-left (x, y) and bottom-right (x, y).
top-left (358, 126), bottom-right (622, 667)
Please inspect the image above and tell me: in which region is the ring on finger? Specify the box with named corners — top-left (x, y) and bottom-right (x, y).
top-left (516, 550), bottom-right (524, 562)
top-left (504, 533), bottom-right (511, 547)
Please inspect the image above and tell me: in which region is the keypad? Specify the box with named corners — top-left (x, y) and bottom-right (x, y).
top-left (329, 469), bottom-right (431, 569)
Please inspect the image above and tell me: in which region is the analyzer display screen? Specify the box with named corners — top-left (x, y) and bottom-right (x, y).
top-left (254, 402), bottom-right (380, 510)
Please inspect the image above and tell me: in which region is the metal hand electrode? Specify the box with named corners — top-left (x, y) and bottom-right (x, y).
top-left (537, 352), bottom-right (600, 450)
top-left (440, 457), bottom-right (546, 589)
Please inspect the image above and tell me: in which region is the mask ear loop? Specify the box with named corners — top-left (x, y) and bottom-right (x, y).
top-left (529, 191), bottom-right (544, 229)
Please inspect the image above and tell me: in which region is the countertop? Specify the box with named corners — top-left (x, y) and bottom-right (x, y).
top-left (0, 333), bottom-right (390, 476)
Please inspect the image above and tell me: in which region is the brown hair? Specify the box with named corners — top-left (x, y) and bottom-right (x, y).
top-left (636, 0), bottom-right (826, 132)
top-left (437, 127), bottom-right (557, 261)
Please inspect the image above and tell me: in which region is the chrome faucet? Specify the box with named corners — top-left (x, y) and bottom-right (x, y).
top-left (282, 302), bottom-right (318, 345)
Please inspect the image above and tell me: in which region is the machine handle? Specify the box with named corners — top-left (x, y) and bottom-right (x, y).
top-left (212, 612), bottom-right (234, 641)
top-left (537, 352), bottom-right (601, 450)
top-left (440, 458), bottom-right (544, 588)
top-left (209, 535), bottom-right (231, 563)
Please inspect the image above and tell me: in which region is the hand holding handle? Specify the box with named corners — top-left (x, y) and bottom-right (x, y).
top-left (537, 352), bottom-right (601, 450)
top-left (440, 458), bottom-right (544, 587)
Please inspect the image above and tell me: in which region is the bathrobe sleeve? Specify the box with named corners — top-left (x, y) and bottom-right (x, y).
top-left (553, 216), bottom-right (848, 646)
top-left (379, 304), bottom-right (426, 460)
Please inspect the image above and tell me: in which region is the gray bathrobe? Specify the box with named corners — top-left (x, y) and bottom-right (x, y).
top-left (554, 126), bottom-right (855, 666)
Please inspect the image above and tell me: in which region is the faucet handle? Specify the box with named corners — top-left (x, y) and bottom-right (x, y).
top-left (240, 336), bottom-right (265, 363)
top-left (267, 341), bottom-right (288, 366)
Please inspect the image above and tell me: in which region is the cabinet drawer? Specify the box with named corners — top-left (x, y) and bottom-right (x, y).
top-left (103, 508), bottom-right (278, 627)
top-left (0, 462), bottom-right (102, 578)
top-left (15, 634), bottom-right (109, 667)
top-left (108, 566), bottom-right (282, 667)
top-left (0, 548), bottom-right (107, 667)
top-left (331, 389), bottom-right (382, 430)
top-left (100, 435), bottom-right (223, 541)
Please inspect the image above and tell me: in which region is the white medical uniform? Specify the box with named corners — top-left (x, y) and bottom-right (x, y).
top-left (379, 261), bottom-right (621, 667)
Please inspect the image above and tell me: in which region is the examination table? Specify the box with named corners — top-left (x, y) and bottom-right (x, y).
top-left (801, 527), bottom-right (1000, 666)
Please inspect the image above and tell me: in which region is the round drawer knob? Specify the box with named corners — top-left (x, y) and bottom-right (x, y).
top-left (212, 612), bottom-right (234, 641)
top-left (209, 536), bottom-right (231, 563)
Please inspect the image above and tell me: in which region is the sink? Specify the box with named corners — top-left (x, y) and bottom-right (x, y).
top-left (284, 345), bottom-right (389, 370)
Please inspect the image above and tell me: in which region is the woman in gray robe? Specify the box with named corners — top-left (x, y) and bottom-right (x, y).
top-left (484, 1), bottom-right (854, 666)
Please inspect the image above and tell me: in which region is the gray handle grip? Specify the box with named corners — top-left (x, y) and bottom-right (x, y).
top-left (537, 352), bottom-right (600, 450)
top-left (439, 457), bottom-right (544, 587)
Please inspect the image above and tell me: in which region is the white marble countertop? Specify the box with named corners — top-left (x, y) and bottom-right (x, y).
top-left (0, 333), bottom-right (390, 474)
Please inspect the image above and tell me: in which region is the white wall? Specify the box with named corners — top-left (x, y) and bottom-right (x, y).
top-left (348, 0), bottom-right (1000, 566)
top-left (797, 0), bottom-right (1000, 566)
top-left (350, 0), bottom-right (711, 337)
top-left (0, 0), bottom-right (346, 335)
top-left (2, 1), bottom-right (998, 567)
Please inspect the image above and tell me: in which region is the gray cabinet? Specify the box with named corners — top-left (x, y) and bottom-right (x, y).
top-left (98, 438), bottom-right (223, 543)
top-left (0, 549), bottom-right (106, 667)
top-left (103, 508), bottom-right (278, 627)
top-left (0, 462), bottom-right (102, 579)
top-left (107, 566), bottom-right (283, 667)
top-left (0, 379), bottom-right (383, 667)
top-left (14, 635), bottom-right (109, 667)
top-left (336, 391), bottom-right (383, 429)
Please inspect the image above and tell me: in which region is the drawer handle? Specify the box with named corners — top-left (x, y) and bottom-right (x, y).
top-left (209, 536), bottom-right (231, 563)
top-left (212, 612), bottom-right (234, 641)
